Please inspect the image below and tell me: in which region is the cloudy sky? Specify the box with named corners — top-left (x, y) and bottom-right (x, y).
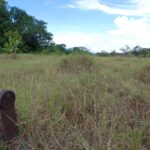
top-left (8, 0), bottom-right (150, 52)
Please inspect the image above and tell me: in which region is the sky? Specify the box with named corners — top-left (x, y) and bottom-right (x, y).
top-left (7, 0), bottom-right (150, 52)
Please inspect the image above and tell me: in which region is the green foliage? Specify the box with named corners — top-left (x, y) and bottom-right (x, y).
top-left (0, 0), bottom-right (12, 49)
top-left (49, 43), bottom-right (67, 54)
top-left (110, 50), bottom-right (117, 56)
top-left (68, 47), bottom-right (92, 55)
top-left (132, 45), bottom-right (142, 56)
top-left (0, 0), bottom-right (53, 53)
top-left (139, 48), bottom-right (150, 57)
top-left (96, 50), bottom-right (110, 56)
top-left (10, 6), bottom-right (53, 51)
top-left (4, 30), bottom-right (22, 53)
top-left (131, 45), bottom-right (150, 57)
top-left (120, 45), bottom-right (131, 56)
top-left (95, 46), bottom-right (150, 57)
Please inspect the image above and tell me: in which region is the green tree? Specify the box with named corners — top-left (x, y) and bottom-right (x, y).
top-left (140, 48), bottom-right (150, 57)
top-left (68, 47), bottom-right (91, 55)
top-left (49, 43), bottom-right (67, 54)
top-left (0, 0), bottom-right (12, 49)
top-left (96, 50), bottom-right (109, 56)
top-left (0, 1), bottom-right (53, 53)
top-left (4, 30), bottom-right (22, 58)
top-left (10, 7), bottom-right (53, 51)
top-left (120, 45), bottom-right (131, 56)
top-left (110, 50), bottom-right (117, 56)
top-left (132, 45), bottom-right (142, 56)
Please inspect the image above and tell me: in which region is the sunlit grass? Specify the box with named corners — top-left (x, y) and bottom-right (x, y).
top-left (0, 54), bottom-right (149, 149)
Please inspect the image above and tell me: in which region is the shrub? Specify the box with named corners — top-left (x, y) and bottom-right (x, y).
top-left (59, 55), bottom-right (95, 73)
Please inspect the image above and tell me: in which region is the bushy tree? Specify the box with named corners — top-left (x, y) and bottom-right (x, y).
top-left (120, 45), bottom-right (131, 56)
top-left (131, 46), bottom-right (150, 57)
top-left (132, 45), bottom-right (142, 56)
top-left (4, 30), bottom-right (22, 58)
top-left (140, 48), bottom-right (150, 57)
top-left (0, 0), bottom-right (12, 49)
top-left (96, 50), bottom-right (109, 56)
top-left (110, 50), bottom-right (117, 56)
top-left (0, 1), bottom-right (53, 53)
top-left (10, 7), bottom-right (53, 51)
top-left (68, 47), bottom-right (91, 55)
top-left (48, 43), bottom-right (67, 54)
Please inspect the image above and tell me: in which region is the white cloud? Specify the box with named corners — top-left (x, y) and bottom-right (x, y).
top-left (53, 31), bottom-right (107, 52)
top-left (131, 0), bottom-right (150, 8)
top-left (109, 16), bottom-right (150, 36)
top-left (108, 16), bottom-right (150, 48)
top-left (67, 0), bottom-right (150, 16)
top-left (47, 0), bottom-right (150, 52)
top-left (52, 16), bottom-right (150, 52)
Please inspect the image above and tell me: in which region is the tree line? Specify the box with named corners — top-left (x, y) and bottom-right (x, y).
top-left (0, 0), bottom-right (150, 57)
top-left (96, 45), bottom-right (150, 57)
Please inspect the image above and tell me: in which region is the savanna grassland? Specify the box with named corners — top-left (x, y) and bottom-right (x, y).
top-left (0, 54), bottom-right (150, 150)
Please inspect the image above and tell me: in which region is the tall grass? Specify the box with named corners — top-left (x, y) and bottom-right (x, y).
top-left (0, 54), bottom-right (149, 149)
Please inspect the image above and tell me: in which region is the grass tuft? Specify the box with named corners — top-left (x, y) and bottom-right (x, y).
top-left (59, 55), bottom-right (95, 73)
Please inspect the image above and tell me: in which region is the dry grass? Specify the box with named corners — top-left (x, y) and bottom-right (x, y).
top-left (137, 64), bottom-right (150, 84)
top-left (0, 54), bottom-right (150, 149)
top-left (59, 55), bottom-right (95, 73)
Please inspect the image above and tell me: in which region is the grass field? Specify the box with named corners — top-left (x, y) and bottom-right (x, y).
top-left (0, 54), bottom-right (150, 149)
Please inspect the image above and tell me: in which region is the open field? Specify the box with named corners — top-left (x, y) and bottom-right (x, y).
top-left (0, 54), bottom-right (150, 149)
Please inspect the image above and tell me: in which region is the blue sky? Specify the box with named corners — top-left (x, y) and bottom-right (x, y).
top-left (8, 0), bottom-right (150, 52)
